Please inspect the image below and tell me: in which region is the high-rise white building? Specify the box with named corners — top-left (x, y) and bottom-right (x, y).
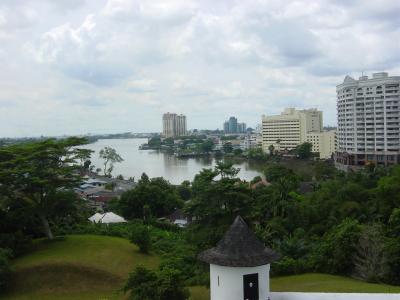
top-left (262, 108), bottom-right (336, 158)
top-left (336, 72), bottom-right (400, 167)
top-left (162, 113), bottom-right (187, 137)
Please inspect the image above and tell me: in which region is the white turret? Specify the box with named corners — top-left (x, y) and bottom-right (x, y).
top-left (199, 216), bottom-right (279, 300)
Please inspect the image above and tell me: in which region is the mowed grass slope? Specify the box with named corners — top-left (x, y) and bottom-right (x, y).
top-left (271, 273), bottom-right (400, 293)
top-left (2, 235), bottom-right (160, 300)
top-left (190, 273), bottom-right (400, 300)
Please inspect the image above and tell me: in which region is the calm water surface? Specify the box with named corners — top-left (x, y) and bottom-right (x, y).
top-left (85, 138), bottom-right (263, 184)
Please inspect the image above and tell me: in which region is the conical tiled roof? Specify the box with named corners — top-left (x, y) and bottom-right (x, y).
top-left (198, 216), bottom-right (279, 267)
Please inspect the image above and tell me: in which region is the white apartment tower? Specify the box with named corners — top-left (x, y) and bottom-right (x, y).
top-left (162, 113), bottom-right (187, 138)
top-left (336, 72), bottom-right (400, 167)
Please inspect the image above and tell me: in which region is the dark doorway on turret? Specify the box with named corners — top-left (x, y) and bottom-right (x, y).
top-left (243, 273), bottom-right (259, 300)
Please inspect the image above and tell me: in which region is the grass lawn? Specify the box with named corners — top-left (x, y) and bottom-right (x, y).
top-left (188, 273), bottom-right (400, 300)
top-left (2, 235), bottom-right (160, 300)
top-left (271, 273), bottom-right (400, 293)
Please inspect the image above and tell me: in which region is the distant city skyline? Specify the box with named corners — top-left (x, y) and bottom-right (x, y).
top-left (1, 1), bottom-right (399, 137)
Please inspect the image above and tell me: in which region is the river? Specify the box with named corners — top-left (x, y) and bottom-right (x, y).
top-left (84, 138), bottom-right (263, 184)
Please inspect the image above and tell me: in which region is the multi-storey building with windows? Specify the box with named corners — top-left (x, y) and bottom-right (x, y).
top-left (336, 72), bottom-right (400, 167)
top-left (162, 113), bottom-right (187, 137)
top-left (306, 130), bottom-right (337, 159)
top-left (262, 108), bottom-right (335, 158)
top-left (262, 108), bottom-right (321, 150)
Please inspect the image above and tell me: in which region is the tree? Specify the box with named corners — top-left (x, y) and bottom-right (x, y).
top-left (264, 164), bottom-right (295, 183)
top-left (177, 181), bottom-right (191, 201)
top-left (163, 137), bottom-right (174, 146)
top-left (247, 148), bottom-right (268, 161)
top-left (233, 148), bottom-right (243, 156)
top-left (259, 165), bottom-right (299, 218)
top-left (314, 161), bottom-right (337, 181)
top-left (314, 218), bottom-right (362, 274)
top-left (75, 148), bottom-right (94, 174)
top-left (0, 138), bottom-right (88, 240)
top-left (123, 266), bottom-right (189, 300)
top-left (215, 161), bottom-right (240, 179)
top-left (116, 176), bottom-right (183, 220)
top-left (200, 139), bottom-right (214, 153)
top-left (99, 146), bottom-right (123, 176)
top-left (148, 137), bottom-right (162, 148)
top-left (130, 225), bottom-right (151, 253)
top-left (186, 164), bottom-right (253, 248)
top-left (353, 224), bottom-right (386, 282)
top-left (156, 268), bottom-right (190, 300)
top-left (295, 142), bottom-right (313, 159)
top-left (123, 266), bottom-right (159, 300)
top-left (222, 142), bottom-right (233, 154)
top-left (268, 144), bottom-right (275, 156)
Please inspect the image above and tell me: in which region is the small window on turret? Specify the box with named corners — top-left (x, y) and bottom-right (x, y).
top-left (218, 276), bottom-right (220, 286)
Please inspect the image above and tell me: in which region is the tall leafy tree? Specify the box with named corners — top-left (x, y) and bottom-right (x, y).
top-left (99, 146), bottom-right (123, 176)
top-left (0, 137), bottom-right (88, 239)
top-left (186, 163), bottom-right (253, 248)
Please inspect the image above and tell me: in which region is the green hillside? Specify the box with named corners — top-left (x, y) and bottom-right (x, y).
top-left (2, 235), bottom-right (159, 300)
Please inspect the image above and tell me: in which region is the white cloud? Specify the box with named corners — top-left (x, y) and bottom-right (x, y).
top-left (1, 0), bottom-right (400, 137)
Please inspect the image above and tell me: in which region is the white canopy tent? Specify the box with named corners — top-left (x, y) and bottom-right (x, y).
top-left (88, 212), bottom-right (127, 224)
top-left (88, 212), bottom-right (103, 223)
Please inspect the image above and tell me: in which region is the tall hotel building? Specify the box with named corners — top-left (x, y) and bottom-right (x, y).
top-left (262, 108), bottom-right (336, 159)
top-left (162, 113), bottom-right (187, 137)
top-left (336, 72), bottom-right (400, 167)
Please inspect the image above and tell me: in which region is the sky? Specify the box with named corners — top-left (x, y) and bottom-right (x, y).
top-left (1, 0), bottom-right (400, 137)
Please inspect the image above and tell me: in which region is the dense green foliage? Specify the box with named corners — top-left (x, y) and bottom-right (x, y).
top-left (222, 142), bottom-right (233, 153)
top-left (294, 142), bottom-right (313, 159)
top-left (123, 266), bottom-right (189, 300)
top-left (184, 162), bottom-right (400, 286)
top-left (114, 174), bottom-right (183, 220)
top-left (0, 248), bottom-right (12, 290)
top-left (247, 148), bottom-right (269, 161)
top-left (130, 225), bottom-right (151, 253)
top-left (0, 138), bottom-right (90, 241)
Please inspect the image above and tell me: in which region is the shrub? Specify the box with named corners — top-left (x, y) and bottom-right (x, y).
top-left (123, 266), bottom-right (189, 300)
top-left (130, 225), bottom-right (151, 253)
top-left (123, 266), bottom-right (159, 300)
top-left (311, 218), bottom-right (361, 275)
top-left (0, 232), bottom-right (32, 257)
top-left (271, 257), bottom-right (309, 276)
top-left (0, 248), bottom-right (12, 291)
